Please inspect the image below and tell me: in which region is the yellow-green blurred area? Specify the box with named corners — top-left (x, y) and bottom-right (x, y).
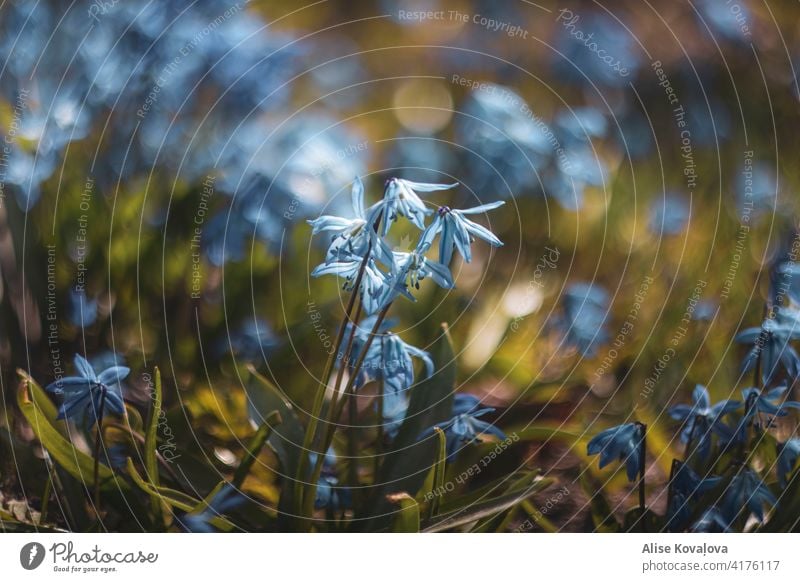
top-left (1, 0), bottom-right (800, 530)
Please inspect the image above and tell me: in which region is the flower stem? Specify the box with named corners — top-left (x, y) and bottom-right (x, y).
top-left (92, 391), bottom-right (106, 514)
top-left (636, 422), bottom-right (647, 517)
top-left (294, 255), bottom-right (369, 519)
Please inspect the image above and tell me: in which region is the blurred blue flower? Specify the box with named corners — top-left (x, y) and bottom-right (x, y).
top-left (45, 354), bottom-right (128, 427)
top-left (457, 85), bottom-right (551, 199)
top-left (181, 484), bottom-right (245, 533)
top-left (420, 201), bottom-right (505, 265)
top-left (421, 394), bottom-right (506, 459)
top-left (225, 318), bottom-right (276, 361)
top-left (587, 422), bottom-right (643, 482)
top-left (553, 11), bottom-right (642, 88)
top-left (668, 385), bottom-right (740, 458)
top-left (737, 162), bottom-right (777, 215)
top-left (720, 469), bottom-right (776, 524)
top-left (554, 107), bottom-right (608, 144)
top-left (67, 288), bottom-right (98, 329)
top-left (777, 438), bottom-right (800, 487)
top-left (556, 283), bottom-right (610, 357)
top-left (696, 0), bottom-right (752, 41)
top-left (649, 194), bottom-right (690, 236)
top-left (735, 309), bottom-right (800, 386)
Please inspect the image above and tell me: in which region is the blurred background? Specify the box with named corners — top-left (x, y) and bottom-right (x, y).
top-left (1, 0), bottom-right (799, 530)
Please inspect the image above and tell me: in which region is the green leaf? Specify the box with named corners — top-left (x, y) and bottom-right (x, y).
top-left (144, 367), bottom-right (162, 486)
top-left (580, 473), bottom-right (620, 532)
top-left (16, 372), bottom-right (116, 491)
top-left (243, 365), bottom-right (304, 524)
top-left (144, 367), bottom-right (163, 521)
top-left (232, 410), bottom-right (282, 489)
top-left (423, 474), bottom-right (553, 532)
top-left (426, 427), bottom-right (447, 520)
top-left (387, 493), bottom-right (420, 532)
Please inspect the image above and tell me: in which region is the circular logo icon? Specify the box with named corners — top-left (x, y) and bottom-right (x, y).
top-left (20, 542), bottom-right (46, 570)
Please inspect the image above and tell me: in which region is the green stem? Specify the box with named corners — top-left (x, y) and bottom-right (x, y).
top-left (636, 422), bottom-right (647, 520)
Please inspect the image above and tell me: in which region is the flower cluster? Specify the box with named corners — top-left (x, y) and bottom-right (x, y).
top-left (308, 176), bottom-right (505, 460)
top-left (587, 251), bottom-right (800, 532)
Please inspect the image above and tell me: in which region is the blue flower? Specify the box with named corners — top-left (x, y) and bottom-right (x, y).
top-left (720, 469), bottom-right (776, 524)
top-left (421, 394), bottom-right (507, 459)
top-left (668, 385), bottom-right (740, 458)
top-left (225, 318), bottom-right (276, 361)
top-left (649, 194), bottom-right (690, 236)
top-left (377, 250), bottom-right (454, 309)
top-left (735, 309), bottom-right (800, 386)
top-left (457, 85), bottom-right (552, 199)
top-left (345, 316), bottom-right (433, 395)
top-left (380, 389), bottom-right (409, 439)
top-left (376, 178), bottom-right (457, 236)
top-left (741, 385), bottom-right (800, 420)
top-left (554, 107), bottom-right (608, 144)
top-left (45, 355), bottom-right (128, 427)
top-left (311, 448), bottom-right (351, 512)
top-left (419, 201), bottom-right (505, 265)
top-left (67, 287), bottom-right (98, 328)
top-left (308, 177), bottom-right (391, 265)
top-left (690, 507), bottom-right (730, 532)
top-left (667, 462), bottom-right (722, 530)
top-left (587, 422), bottom-right (643, 482)
top-left (556, 283), bottom-right (610, 357)
top-left (311, 255), bottom-right (392, 315)
top-left (777, 438), bottom-right (800, 487)
top-left (180, 484), bottom-right (245, 533)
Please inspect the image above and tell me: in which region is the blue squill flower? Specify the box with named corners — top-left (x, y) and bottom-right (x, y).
top-left (315, 474), bottom-right (352, 512)
top-left (419, 201), bottom-right (505, 265)
top-left (308, 177), bottom-right (391, 265)
top-left (741, 385), bottom-right (800, 420)
top-left (735, 309), bottom-right (800, 386)
top-left (225, 318), bottom-right (276, 361)
top-left (345, 316), bottom-right (433, 395)
top-left (311, 255), bottom-right (392, 315)
top-left (554, 107), bottom-right (608, 144)
top-left (778, 438), bottom-right (800, 487)
top-left (421, 394), bottom-right (507, 459)
top-left (587, 422), bottom-right (643, 482)
top-left (311, 448), bottom-right (351, 512)
top-left (67, 287), bottom-right (98, 328)
top-left (381, 389), bottom-right (409, 439)
top-left (180, 484), bottom-right (245, 533)
top-left (668, 385), bottom-right (740, 458)
top-left (649, 194), bottom-right (689, 236)
top-left (45, 354), bottom-right (128, 427)
top-left (376, 178), bottom-right (457, 236)
top-left (690, 507), bottom-right (730, 532)
top-left (667, 462), bottom-right (722, 530)
top-left (556, 283), bottom-right (609, 357)
top-left (720, 468), bottom-right (776, 524)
